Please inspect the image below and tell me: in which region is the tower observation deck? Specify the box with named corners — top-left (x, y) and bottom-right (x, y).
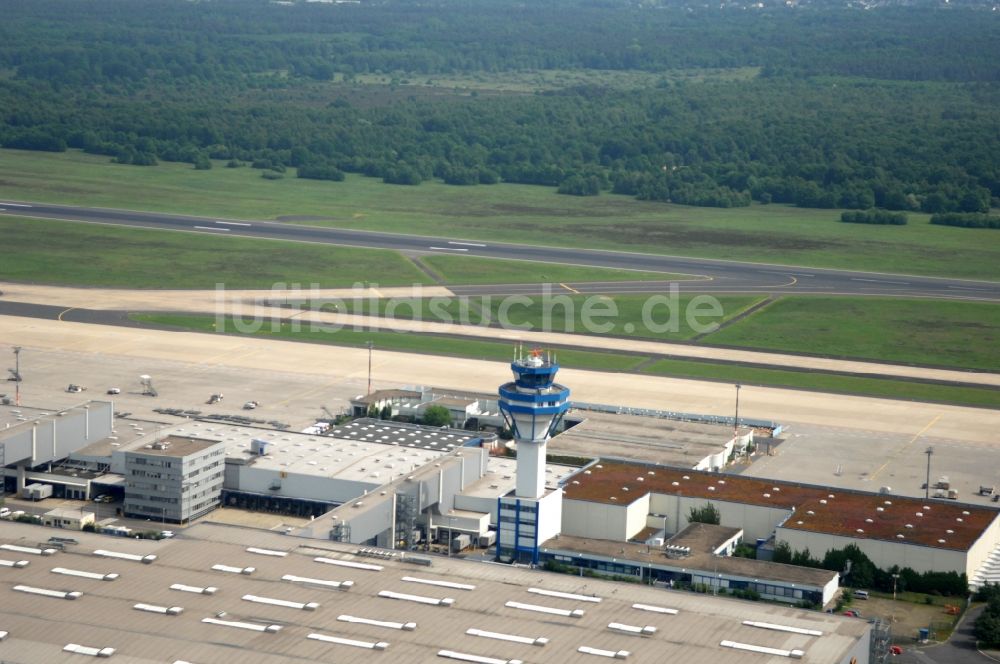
top-left (498, 349), bottom-right (571, 500)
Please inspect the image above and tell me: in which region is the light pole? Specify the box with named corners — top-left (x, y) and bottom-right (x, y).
top-left (12, 346), bottom-right (21, 406)
top-left (892, 573), bottom-right (900, 601)
top-left (734, 384), bottom-right (741, 438)
top-left (925, 446), bottom-right (934, 500)
top-left (366, 341), bottom-right (374, 395)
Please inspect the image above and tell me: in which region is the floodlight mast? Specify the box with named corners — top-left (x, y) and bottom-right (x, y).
top-left (12, 346), bottom-right (22, 406)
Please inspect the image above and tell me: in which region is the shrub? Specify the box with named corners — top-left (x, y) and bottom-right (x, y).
top-left (840, 209), bottom-right (907, 225)
top-left (930, 212), bottom-right (1000, 229)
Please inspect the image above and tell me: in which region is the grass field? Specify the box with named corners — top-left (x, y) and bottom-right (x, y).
top-left (640, 359), bottom-right (1000, 409)
top-left (130, 312), bottom-right (1000, 408)
top-left (0, 215), bottom-right (430, 289)
top-left (2, 148), bottom-right (998, 280)
top-left (312, 294), bottom-right (763, 342)
top-left (131, 313), bottom-right (647, 372)
top-left (421, 255), bottom-right (690, 284)
top-left (703, 297), bottom-right (1000, 372)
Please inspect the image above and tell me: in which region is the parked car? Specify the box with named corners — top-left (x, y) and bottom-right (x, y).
top-left (107, 387), bottom-right (121, 395)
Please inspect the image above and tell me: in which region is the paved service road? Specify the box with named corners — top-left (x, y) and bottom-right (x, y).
top-left (897, 605), bottom-right (994, 664)
top-left (3, 200), bottom-right (999, 301)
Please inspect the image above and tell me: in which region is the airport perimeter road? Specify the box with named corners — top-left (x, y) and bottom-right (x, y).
top-left (3, 200), bottom-right (999, 301)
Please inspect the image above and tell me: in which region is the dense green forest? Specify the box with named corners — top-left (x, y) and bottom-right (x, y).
top-left (1, 0), bottom-right (998, 211)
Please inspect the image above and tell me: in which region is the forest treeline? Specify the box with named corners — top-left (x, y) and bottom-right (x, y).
top-left (1, 0), bottom-right (998, 212)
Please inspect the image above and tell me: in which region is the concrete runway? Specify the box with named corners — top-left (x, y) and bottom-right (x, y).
top-left (3, 200), bottom-right (998, 301)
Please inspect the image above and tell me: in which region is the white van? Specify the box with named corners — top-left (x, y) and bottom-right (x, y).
top-left (853, 590), bottom-right (870, 600)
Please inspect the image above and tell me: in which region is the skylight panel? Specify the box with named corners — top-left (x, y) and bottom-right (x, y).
top-left (94, 549), bottom-right (156, 564)
top-left (338, 614), bottom-right (416, 631)
top-left (608, 623), bottom-right (656, 636)
top-left (528, 587), bottom-right (601, 603)
top-left (720, 640), bottom-right (805, 659)
top-left (314, 557), bottom-right (383, 571)
top-left (201, 617), bottom-right (281, 633)
top-left (466, 628), bottom-right (548, 646)
top-left (631, 603), bottom-right (678, 615)
top-left (170, 583), bottom-right (217, 595)
top-left (63, 643), bottom-right (116, 657)
top-left (1, 544), bottom-right (57, 556)
top-left (504, 601), bottom-right (584, 618)
top-left (578, 646), bottom-right (630, 659)
top-left (242, 594), bottom-right (319, 611)
top-left (51, 567), bottom-right (118, 581)
top-left (246, 547), bottom-right (288, 557)
top-left (134, 603), bottom-right (183, 615)
top-left (13, 584), bottom-right (81, 600)
top-left (742, 621), bottom-right (822, 637)
top-left (378, 590), bottom-right (454, 606)
top-left (282, 574), bottom-right (353, 590)
top-left (211, 564), bottom-right (255, 575)
top-left (0, 558), bottom-right (29, 568)
top-left (307, 633), bottom-right (389, 650)
top-left (437, 650), bottom-right (523, 664)
top-left (402, 576), bottom-right (475, 591)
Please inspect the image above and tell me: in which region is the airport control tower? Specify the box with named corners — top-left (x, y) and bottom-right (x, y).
top-left (496, 348), bottom-right (571, 563)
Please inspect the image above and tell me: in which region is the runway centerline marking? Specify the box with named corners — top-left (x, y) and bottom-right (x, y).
top-left (448, 241), bottom-right (486, 247)
top-left (851, 278), bottom-right (910, 285)
top-left (215, 221), bottom-right (252, 227)
top-left (194, 226), bottom-right (230, 232)
top-left (559, 283), bottom-right (581, 294)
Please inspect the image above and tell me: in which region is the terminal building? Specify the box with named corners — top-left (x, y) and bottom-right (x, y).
top-left (4, 359), bottom-right (1000, 602)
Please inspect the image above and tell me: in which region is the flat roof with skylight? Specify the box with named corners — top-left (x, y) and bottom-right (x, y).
top-left (0, 520), bottom-right (871, 663)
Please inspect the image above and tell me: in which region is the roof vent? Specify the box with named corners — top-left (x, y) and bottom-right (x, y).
top-left (762, 493), bottom-right (770, 498)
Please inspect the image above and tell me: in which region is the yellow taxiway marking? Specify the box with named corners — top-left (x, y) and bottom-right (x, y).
top-left (57, 307), bottom-right (76, 321)
top-left (559, 282), bottom-right (581, 294)
top-left (869, 414), bottom-right (942, 482)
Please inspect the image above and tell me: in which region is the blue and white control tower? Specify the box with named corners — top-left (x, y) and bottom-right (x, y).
top-left (499, 349), bottom-right (571, 499)
top-left (496, 348), bottom-right (571, 563)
